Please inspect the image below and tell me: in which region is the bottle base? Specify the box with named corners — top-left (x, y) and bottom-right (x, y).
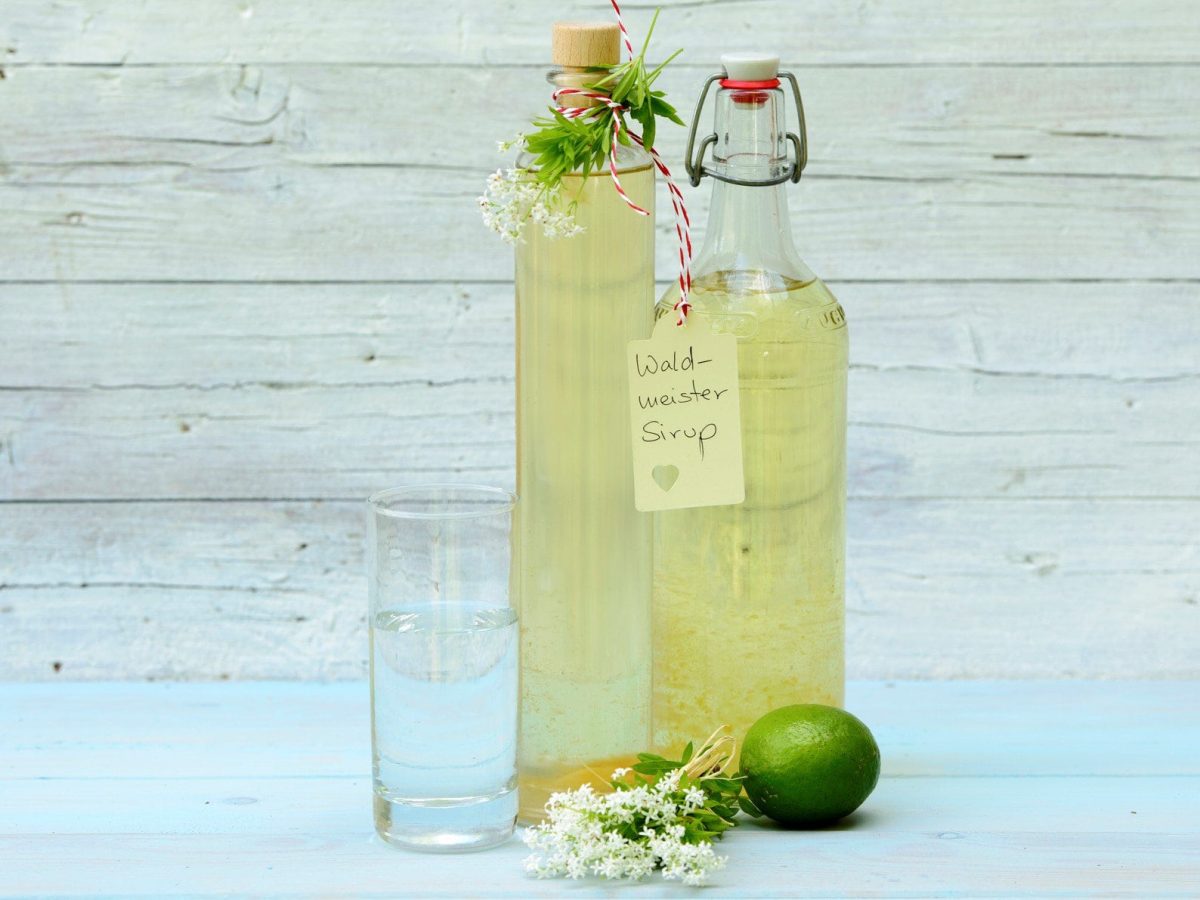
top-left (518, 753), bottom-right (644, 824)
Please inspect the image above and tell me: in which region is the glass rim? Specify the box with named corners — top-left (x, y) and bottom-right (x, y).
top-left (366, 483), bottom-right (517, 521)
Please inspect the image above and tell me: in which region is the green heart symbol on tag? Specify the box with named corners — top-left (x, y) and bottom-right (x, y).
top-left (652, 464), bottom-right (680, 492)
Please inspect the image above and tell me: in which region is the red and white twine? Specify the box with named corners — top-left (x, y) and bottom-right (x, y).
top-left (610, 0), bottom-right (636, 60)
top-left (550, 0), bottom-right (693, 324)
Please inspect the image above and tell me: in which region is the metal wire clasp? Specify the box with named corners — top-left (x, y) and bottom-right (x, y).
top-left (684, 71), bottom-right (808, 188)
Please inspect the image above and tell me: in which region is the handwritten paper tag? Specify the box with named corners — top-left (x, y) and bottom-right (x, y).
top-left (627, 314), bottom-right (745, 512)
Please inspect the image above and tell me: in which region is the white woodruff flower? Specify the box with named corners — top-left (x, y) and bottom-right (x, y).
top-left (477, 167), bottom-right (584, 245)
top-left (496, 132), bottom-right (526, 153)
top-left (522, 766), bottom-right (730, 886)
top-left (684, 785), bottom-right (707, 810)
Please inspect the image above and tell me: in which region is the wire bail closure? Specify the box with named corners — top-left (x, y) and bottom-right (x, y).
top-left (684, 71), bottom-right (808, 188)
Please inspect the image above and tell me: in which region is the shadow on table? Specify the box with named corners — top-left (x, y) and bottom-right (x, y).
top-left (741, 809), bottom-right (880, 832)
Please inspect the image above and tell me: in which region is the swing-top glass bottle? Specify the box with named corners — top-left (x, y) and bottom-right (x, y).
top-left (653, 53), bottom-right (848, 753)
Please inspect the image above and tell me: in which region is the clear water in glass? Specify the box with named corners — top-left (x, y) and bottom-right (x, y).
top-left (370, 601), bottom-right (518, 851)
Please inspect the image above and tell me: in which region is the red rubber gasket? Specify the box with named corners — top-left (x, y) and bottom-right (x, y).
top-left (719, 78), bottom-right (781, 89)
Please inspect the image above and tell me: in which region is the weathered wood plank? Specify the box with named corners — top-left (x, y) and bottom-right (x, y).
top-left (2, 65), bottom-right (1195, 179)
top-left (2, 371), bottom-right (1194, 500)
top-left (5, 282), bottom-right (1197, 391)
top-left (3, 0), bottom-right (1198, 65)
top-left (1, 502), bottom-right (1196, 679)
top-left (0, 164), bottom-right (1195, 281)
top-left (2, 682), bottom-right (1197, 777)
top-left (0, 282), bottom-right (498, 391)
top-left (3, 279), bottom-right (1196, 500)
top-left (0, 381), bottom-right (515, 500)
top-left (0, 683), bottom-right (374, 776)
top-left (5, 830), bottom-right (1197, 897)
top-left (5, 775), bottom-right (1197, 836)
top-left (0, 584), bottom-right (368, 680)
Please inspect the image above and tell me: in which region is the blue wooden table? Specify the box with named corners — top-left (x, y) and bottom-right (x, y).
top-left (2, 681), bottom-right (1197, 897)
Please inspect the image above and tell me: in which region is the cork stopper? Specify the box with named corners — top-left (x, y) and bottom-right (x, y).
top-left (552, 22), bottom-right (620, 69)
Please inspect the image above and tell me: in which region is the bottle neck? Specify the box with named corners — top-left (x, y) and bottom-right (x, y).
top-left (693, 86), bottom-right (810, 282)
top-left (699, 180), bottom-right (803, 278)
top-left (547, 67), bottom-right (606, 100)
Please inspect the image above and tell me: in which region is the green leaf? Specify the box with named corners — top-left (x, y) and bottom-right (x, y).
top-left (646, 47), bottom-right (684, 85)
top-left (703, 777), bottom-right (741, 792)
top-left (611, 65), bottom-right (638, 103)
top-left (632, 762), bottom-right (663, 776)
top-left (640, 8), bottom-right (661, 58)
top-left (650, 96), bottom-right (685, 127)
top-left (639, 111), bottom-right (657, 150)
top-left (738, 794), bottom-right (764, 818)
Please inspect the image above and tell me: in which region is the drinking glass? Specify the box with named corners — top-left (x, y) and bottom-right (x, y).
top-left (367, 484), bottom-right (518, 852)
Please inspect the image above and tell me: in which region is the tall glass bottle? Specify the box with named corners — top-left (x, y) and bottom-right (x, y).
top-left (513, 23), bottom-right (655, 821)
top-left (653, 54), bottom-right (848, 752)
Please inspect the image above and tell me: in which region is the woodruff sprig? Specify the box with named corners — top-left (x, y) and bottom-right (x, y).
top-left (524, 9), bottom-right (684, 191)
top-left (630, 727), bottom-right (763, 839)
top-left (479, 8), bottom-right (684, 243)
top-left (523, 727), bottom-right (760, 886)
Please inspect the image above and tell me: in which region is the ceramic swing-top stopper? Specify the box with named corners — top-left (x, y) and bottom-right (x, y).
top-left (721, 52), bottom-right (781, 81)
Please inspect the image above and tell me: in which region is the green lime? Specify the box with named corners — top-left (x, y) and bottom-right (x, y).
top-left (740, 704), bottom-right (881, 826)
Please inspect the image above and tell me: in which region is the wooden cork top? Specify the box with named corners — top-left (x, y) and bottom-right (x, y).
top-left (552, 22), bottom-right (620, 68)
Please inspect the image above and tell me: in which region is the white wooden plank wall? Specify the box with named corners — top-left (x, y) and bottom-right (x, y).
top-left (0, 1), bottom-right (1197, 680)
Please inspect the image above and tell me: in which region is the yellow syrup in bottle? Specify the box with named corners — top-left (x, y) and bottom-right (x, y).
top-left (652, 269), bottom-right (847, 755)
top-left (514, 162), bottom-right (655, 821)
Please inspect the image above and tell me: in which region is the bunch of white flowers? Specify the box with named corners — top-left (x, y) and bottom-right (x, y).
top-left (477, 167), bottom-right (584, 245)
top-left (523, 767), bottom-right (729, 887)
